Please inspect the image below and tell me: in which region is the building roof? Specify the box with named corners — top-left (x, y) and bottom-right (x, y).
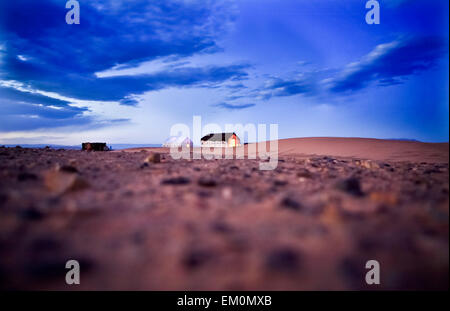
top-left (201, 132), bottom-right (237, 142)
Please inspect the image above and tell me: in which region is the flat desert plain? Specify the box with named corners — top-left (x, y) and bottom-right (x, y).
top-left (0, 138), bottom-right (448, 290)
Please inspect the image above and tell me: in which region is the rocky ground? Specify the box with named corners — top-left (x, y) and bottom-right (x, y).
top-left (0, 146), bottom-right (448, 290)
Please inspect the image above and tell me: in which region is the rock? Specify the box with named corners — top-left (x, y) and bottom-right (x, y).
top-left (161, 176), bottom-right (190, 185)
top-left (280, 197), bottom-right (302, 211)
top-left (360, 160), bottom-right (380, 169)
top-left (335, 177), bottom-right (364, 196)
top-left (145, 153), bottom-right (161, 164)
top-left (266, 248), bottom-right (301, 273)
top-left (297, 168), bottom-right (313, 178)
top-left (44, 170), bottom-right (89, 194)
top-left (273, 180), bottom-right (288, 186)
top-left (198, 177), bottom-right (217, 187)
top-left (182, 249), bottom-right (212, 269)
top-left (140, 162), bottom-right (149, 169)
top-left (58, 165), bottom-right (78, 173)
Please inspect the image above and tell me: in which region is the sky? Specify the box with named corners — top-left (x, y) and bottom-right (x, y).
top-left (0, 0), bottom-right (448, 145)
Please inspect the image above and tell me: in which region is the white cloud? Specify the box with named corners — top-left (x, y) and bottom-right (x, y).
top-left (17, 55), bottom-right (29, 61)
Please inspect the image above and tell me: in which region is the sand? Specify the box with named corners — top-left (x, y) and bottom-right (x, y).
top-left (0, 138), bottom-right (448, 290)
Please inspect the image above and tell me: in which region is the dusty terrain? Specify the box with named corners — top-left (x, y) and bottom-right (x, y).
top-left (0, 138), bottom-right (448, 290)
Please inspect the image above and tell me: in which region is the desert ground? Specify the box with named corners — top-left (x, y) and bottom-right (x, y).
top-left (0, 137), bottom-right (448, 290)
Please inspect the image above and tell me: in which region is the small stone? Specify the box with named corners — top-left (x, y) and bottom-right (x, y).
top-left (44, 170), bottom-right (89, 194)
top-left (280, 197), bottom-right (302, 211)
top-left (297, 169), bottom-right (313, 178)
top-left (58, 165), bottom-right (78, 173)
top-left (161, 176), bottom-right (190, 185)
top-left (140, 162), bottom-right (149, 169)
top-left (145, 153), bottom-right (161, 163)
top-left (335, 177), bottom-right (364, 196)
top-left (182, 249), bottom-right (212, 269)
top-left (273, 180), bottom-right (288, 186)
top-left (198, 177), bottom-right (217, 187)
top-left (360, 160), bottom-right (380, 169)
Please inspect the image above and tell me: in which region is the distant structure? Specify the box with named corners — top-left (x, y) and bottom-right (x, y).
top-left (82, 142), bottom-right (109, 151)
top-left (162, 136), bottom-right (193, 148)
top-left (201, 132), bottom-right (241, 147)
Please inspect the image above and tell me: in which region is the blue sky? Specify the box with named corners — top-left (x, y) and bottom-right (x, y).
top-left (0, 0), bottom-right (448, 144)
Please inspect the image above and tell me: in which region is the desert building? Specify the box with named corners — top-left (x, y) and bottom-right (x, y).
top-left (162, 136), bottom-right (193, 148)
top-left (82, 142), bottom-right (109, 151)
top-left (201, 132), bottom-right (241, 147)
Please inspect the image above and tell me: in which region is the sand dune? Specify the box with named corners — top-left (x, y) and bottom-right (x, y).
top-left (123, 137), bottom-right (449, 163)
top-left (265, 137), bottom-right (449, 163)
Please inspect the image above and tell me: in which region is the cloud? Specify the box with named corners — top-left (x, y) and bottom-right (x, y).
top-left (0, 85), bottom-right (94, 130)
top-left (325, 36), bottom-right (448, 93)
top-left (214, 102), bottom-right (255, 110)
top-left (264, 77), bottom-right (315, 97)
top-left (0, 0), bottom-right (243, 129)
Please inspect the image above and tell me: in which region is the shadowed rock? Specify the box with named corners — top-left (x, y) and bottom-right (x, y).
top-left (335, 177), bottom-right (364, 196)
top-left (161, 176), bottom-right (191, 185)
top-left (145, 153), bottom-right (161, 164)
top-left (280, 197), bottom-right (302, 211)
top-left (198, 177), bottom-right (217, 187)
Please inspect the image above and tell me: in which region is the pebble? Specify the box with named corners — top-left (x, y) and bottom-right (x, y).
top-left (280, 197), bottom-right (302, 211)
top-left (359, 160), bottom-right (380, 169)
top-left (44, 170), bottom-right (89, 194)
top-left (58, 165), bottom-right (78, 173)
top-left (273, 180), bottom-right (288, 186)
top-left (297, 168), bottom-right (313, 178)
top-left (335, 177), bottom-right (364, 196)
top-left (145, 153), bottom-right (161, 164)
top-left (182, 249), bottom-right (212, 269)
top-left (198, 177), bottom-right (217, 187)
top-left (161, 176), bottom-right (190, 185)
